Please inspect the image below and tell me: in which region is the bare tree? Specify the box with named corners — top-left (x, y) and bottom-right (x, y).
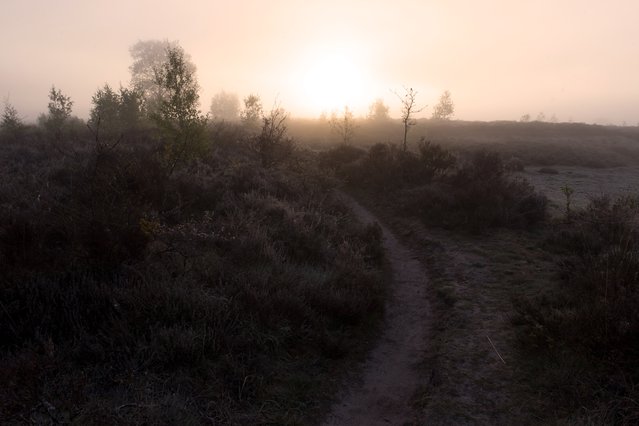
top-left (394, 87), bottom-right (425, 151)
top-left (329, 106), bottom-right (357, 144)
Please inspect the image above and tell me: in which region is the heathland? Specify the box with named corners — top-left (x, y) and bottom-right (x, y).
top-left (2, 46), bottom-right (639, 423)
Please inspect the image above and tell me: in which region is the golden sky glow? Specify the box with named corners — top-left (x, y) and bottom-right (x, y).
top-left (1, 0), bottom-right (638, 123)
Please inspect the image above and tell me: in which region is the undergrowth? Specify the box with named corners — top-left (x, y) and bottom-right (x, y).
top-left (514, 195), bottom-right (639, 423)
top-left (0, 124), bottom-right (386, 424)
top-left (320, 140), bottom-right (547, 233)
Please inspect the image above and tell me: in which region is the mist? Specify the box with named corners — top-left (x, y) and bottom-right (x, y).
top-left (1, 0), bottom-right (638, 124)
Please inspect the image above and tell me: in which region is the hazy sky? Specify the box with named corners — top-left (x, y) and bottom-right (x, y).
top-left (1, 0), bottom-right (638, 123)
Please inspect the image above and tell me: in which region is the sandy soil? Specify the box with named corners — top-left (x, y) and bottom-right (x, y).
top-left (322, 193), bottom-right (431, 426)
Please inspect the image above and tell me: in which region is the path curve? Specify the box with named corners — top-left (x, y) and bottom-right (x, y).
top-left (323, 193), bottom-right (431, 426)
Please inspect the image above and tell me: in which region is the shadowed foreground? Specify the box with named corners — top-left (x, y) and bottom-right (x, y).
top-left (323, 193), bottom-right (431, 426)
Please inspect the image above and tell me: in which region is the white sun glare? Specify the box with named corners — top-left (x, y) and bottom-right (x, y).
top-left (296, 45), bottom-right (373, 116)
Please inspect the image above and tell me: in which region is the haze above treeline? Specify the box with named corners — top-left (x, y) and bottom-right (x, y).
top-left (1, 0), bottom-right (638, 125)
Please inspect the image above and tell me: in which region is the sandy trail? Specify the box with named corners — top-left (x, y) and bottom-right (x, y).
top-left (323, 194), bottom-right (431, 426)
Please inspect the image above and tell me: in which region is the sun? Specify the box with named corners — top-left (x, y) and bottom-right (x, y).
top-left (296, 45), bottom-right (373, 116)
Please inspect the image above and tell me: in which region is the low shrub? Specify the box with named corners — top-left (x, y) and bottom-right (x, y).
top-left (0, 133), bottom-right (386, 423)
top-left (448, 152), bottom-right (546, 231)
top-left (514, 195), bottom-right (639, 420)
top-left (340, 147), bottom-right (546, 233)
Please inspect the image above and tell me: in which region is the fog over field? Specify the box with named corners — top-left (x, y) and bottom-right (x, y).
top-left (1, 0), bottom-right (638, 123)
top-left (3, 1), bottom-right (639, 424)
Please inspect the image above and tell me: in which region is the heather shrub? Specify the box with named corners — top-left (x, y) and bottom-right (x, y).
top-left (319, 143), bottom-right (366, 170)
top-left (444, 151), bottom-right (546, 231)
top-left (519, 195), bottom-right (639, 352)
top-left (334, 144), bottom-right (546, 232)
top-left (416, 138), bottom-right (456, 179)
top-left (514, 195), bottom-right (639, 420)
top-left (0, 131), bottom-right (386, 423)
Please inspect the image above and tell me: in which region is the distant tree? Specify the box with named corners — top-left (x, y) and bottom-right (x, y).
top-left (240, 94), bottom-right (263, 132)
top-left (210, 91), bottom-right (240, 122)
top-left (520, 113), bottom-right (531, 122)
top-left (329, 106), bottom-right (357, 144)
top-left (549, 113), bottom-right (558, 123)
top-left (367, 98), bottom-right (390, 122)
top-left (129, 39), bottom-right (196, 114)
top-left (1, 100), bottom-right (23, 141)
top-left (431, 90), bottom-right (455, 120)
top-left (536, 112), bottom-right (546, 122)
top-left (45, 86), bottom-right (73, 144)
top-left (152, 45), bottom-right (207, 174)
top-left (395, 87), bottom-right (425, 152)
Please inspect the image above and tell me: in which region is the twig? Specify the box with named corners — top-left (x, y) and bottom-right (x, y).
top-left (486, 335), bottom-right (506, 364)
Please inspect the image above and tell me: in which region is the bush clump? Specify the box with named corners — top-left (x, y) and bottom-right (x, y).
top-left (323, 142), bottom-right (546, 233)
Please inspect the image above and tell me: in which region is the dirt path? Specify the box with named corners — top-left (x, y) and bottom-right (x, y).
top-left (322, 194), bottom-right (431, 426)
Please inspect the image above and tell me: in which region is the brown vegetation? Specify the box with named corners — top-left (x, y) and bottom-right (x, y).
top-left (0, 118), bottom-right (386, 424)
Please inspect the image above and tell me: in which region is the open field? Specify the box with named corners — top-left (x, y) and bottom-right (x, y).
top-left (519, 165), bottom-right (639, 215)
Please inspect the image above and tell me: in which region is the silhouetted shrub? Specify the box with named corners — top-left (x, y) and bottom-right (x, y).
top-left (330, 144), bottom-right (546, 232)
top-left (319, 144), bottom-right (366, 171)
top-left (386, 149), bottom-right (545, 231)
top-left (417, 138), bottom-right (456, 179)
top-left (334, 141), bottom-right (456, 189)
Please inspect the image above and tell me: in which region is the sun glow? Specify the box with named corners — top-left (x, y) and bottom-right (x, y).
top-left (295, 44), bottom-right (375, 116)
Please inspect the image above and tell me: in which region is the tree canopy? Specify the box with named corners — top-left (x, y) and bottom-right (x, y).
top-left (129, 39), bottom-right (196, 114)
